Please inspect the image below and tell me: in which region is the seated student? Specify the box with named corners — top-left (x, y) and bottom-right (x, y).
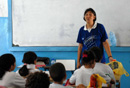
top-left (25, 71), bottom-right (50, 88)
top-left (49, 63), bottom-right (71, 88)
top-left (90, 47), bottom-right (115, 85)
top-left (0, 54), bottom-right (26, 88)
top-left (16, 51), bottom-right (39, 76)
top-left (69, 50), bottom-right (96, 86)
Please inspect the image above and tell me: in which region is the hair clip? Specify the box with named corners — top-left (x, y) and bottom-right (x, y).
top-left (83, 54), bottom-right (88, 58)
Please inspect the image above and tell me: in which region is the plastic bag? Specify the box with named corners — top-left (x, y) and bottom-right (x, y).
top-left (107, 61), bottom-right (129, 80)
top-left (109, 31), bottom-right (117, 46)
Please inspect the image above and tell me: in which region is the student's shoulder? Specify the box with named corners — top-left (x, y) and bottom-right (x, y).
top-left (49, 83), bottom-right (68, 88)
top-left (29, 68), bottom-right (40, 73)
top-left (5, 72), bottom-right (24, 80)
top-left (4, 72), bottom-right (16, 78)
top-left (96, 62), bottom-right (107, 66)
top-left (97, 63), bottom-right (112, 70)
top-left (74, 66), bottom-right (84, 73)
top-left (73, 69), bottom-right (80, 74)
top-left (95, 63), bottom-right (107, 68)
top-left (1, 72), bottom-right (16, 84)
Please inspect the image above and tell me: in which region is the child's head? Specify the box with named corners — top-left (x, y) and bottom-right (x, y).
top-left (0, 54), bottom-right (16, 78)
top-left (49, 63), bottom-right (66, 83)
top-left (90, 47), bottom-right (103, 62)
top-left (22, 51), bottom-right (37, 64)
top-left (82, 50), bottom-right (96, 68)
top-left (25, 71), bottom-right (50, 88)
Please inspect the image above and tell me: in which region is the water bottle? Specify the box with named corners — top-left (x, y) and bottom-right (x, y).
top-left (109, 31), bottom-right (117, 46)
top-left (51, 58), bottom-right (56, 65)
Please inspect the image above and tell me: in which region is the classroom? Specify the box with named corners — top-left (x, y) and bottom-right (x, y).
top-left (0, 0), bottom-right (130, 88)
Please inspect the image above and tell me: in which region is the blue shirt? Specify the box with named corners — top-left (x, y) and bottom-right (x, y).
top-left (77, 23), bottom-right (108, 63)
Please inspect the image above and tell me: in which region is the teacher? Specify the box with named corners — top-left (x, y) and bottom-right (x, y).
top-left (77, 8), bottom-right (114, 68)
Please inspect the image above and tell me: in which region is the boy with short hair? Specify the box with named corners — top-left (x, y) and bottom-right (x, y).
top-left (49, 63), bottom-right (71, 88)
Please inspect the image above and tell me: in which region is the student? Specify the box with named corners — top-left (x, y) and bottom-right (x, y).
top-left (69, 50), bottom-right (96, 86)
top-left (17, 51), bottom-right (39, 77)
top-left (0, 54), bottom-right (25, 88)
top-left (49, 63), bottom-right (71, 88)
top-left (90, 47), bottom-right (115, 85)
top-left (25, 71), bottom-right (50, 88)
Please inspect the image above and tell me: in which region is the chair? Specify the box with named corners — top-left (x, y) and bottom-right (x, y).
top-left (36, 57), bottom-right (50, 70)
top-left (116, 80), bottom-right (120, 88)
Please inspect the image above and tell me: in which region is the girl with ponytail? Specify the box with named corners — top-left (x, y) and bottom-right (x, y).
top-left (17, 51), bottom-right (39, 78)
top-left (69, 50), bottom-right (96, 87)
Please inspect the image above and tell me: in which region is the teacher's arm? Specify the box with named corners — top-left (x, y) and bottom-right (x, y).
top-left (103, 39), bottom-right (114, 62)
top-left (77, 43), bottom-right (83, 68)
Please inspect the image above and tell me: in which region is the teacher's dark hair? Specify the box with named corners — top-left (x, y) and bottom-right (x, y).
top-left (83, 8), bottom-right (97, 22)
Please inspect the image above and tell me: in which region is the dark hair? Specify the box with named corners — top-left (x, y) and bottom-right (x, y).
top-left (0, 54), bottom-right (16, 78)
top-left (25, 71), bottom-right (50, 88)
top-left (89, 47), bottom-right (103, 62)
top-left (83, 8), bottom-right (97, 22)
top-left (82, 50), bottom-right (96, 65)
top-left (19, 65), bottom-right (29, 77)
top-left (22, 51), bottom-right (37, 64)
top-left (49, 63), bottom-right (66, 82)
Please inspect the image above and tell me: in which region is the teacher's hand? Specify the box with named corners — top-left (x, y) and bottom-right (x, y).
top-left (77, 61), bottom-right (81, 68)
top-left (109, 57), bottom-right (114, 62)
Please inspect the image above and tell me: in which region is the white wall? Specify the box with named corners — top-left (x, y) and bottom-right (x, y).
top-left (10, 0), bottom-right (130, 46)
top-left (0, 0), bottom-right (8, 17)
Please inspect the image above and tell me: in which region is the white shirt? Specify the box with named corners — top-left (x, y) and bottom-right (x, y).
top-left (0, 72), bottom-right (26, 88)
top-left (49, 83), bottom-right (72, 88)
top-left (16, 64), bottom-right (39, 74)
top-left (93, 63), bottom-right (116, 83)
top-left (93, 63), bottom-right (116, 88)
top-left (16, 64), bottom-right (50, 76)
top-left (69, 66), bottom-right (94, 86)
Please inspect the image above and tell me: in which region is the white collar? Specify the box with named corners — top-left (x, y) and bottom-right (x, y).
top-left (27, 64), bottom-right (35, 69)
top-left (84, 22), bottom-right (97, 32)
top-left (51, 83), bottom-right (64, 87)
top-left (81, 65), bottom-right (94, 70)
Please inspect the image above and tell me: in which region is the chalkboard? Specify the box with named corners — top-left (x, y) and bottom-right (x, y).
top-left (11, 0), bottom-right (130, 46)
